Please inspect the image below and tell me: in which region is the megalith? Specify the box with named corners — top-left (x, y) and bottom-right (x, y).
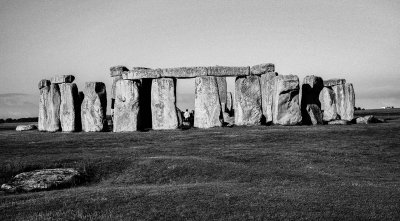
top-left (319, 87), bottom-right (338, 122)
top-left (81, 82), bottom-right (107, 132)
top-left (306, 104), bottom-right (323, 125)
top-left (235, 75), bottom-right (262, 126)
top-left (272, 75), bottom-right (302, 125)
top-left (332, 83), bottom-right (355, 121)
top-left (59, 83), bottom-right (80, 132)
top-left (300, 75), bottom-right (324, 125)
top-left (38, 80), bottom-right (50, 131)
top-left (216, 77), bottom-right (227, 112)
top-left (194, 76), bottom-right (222, 128)
top-left (113, 79), bottom-right (140, 132)
top-left (151, 78), bottom-right (178, 130)
top-left (226, 92), bottom-right (233, 114)
top-left (46, 84), bottom-right (62, 132)
top-left (260, 72), bottom-right (278, 124)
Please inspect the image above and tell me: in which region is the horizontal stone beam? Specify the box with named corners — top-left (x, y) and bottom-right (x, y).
top-left (120, 63), bottom-right (274, 80)
top-left (51, 75), bottom-right (75, 84)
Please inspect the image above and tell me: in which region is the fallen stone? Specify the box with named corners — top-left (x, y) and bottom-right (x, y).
top-left (151, 78), bottom-right (178, 130)
top-left (16, 124), bottom-right (37, 131)
top-left (226, 92), bottom-right (233, 114)
top-left (81, 82), bottom-right (107, 132)
top-left (194, 76), bottom-right (222, 128)
top-left (356, 115), bottom-right (382, 124)
top-left (110, 66), bottom-right (129, 77)
top-left (207, 66), bottom-right (250, 77)
top-left (235, 75), bottom-right (263, 126)
top-left (113, 80), bottom-right (140, 132)
top-left (162, 67), bottom-right (207, 78)
top-left (1, 168), bottom-right (82, 193)
top-left (300, 75), bottom-right (324, 125)
top-left (216, 77), bottom-right (227, 112)
top-left (46, 84), bottom-right (62, 132)
top-left (306, 104), bottom-right (323, 125)
top-left (250, 63), bottom-right (275, 75)
top-left (272, 75), bottom-right (302, 125)
top-left (51, 75), bottom-right (75, 84)
top-left (38, 79), bottom-right (50, 89)
top-left (319, 87), bottom-right (338, 122)
top-left (323, 79), bottom-right (346, 87)
top-left (260, 72), bottom-right (278, 124)
top-left (60, 83), bottom-right (80, 132)
top-left (122, 68), bottom-right (162, 80)
top-left (332, 83), bottom-right (355, 121)
top-left (328, 120), bottom-right (350, 125)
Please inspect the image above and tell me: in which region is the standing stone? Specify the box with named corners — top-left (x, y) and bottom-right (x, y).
top-left (272, 75), bottom-right (302, 125)
top-left (81, 82), bottom-right (107, 132)
top-left (300, 75), bottom-right (324, 125)
top-left (194, 76), bottom-right (222, 128)
top-left (38, 80), bottom-right (50, 131)
top-left (226, 92), bottom-right (233, 114)
top-left (216, 77), bottom-right (227, 112)
top-left (113, 80), bottom-right (140, 132)
top-left (306, 104), bottom-right (323, 125)
top-left (59, 83), bottom-right (80, 132)
top-left (235, 75), bottom-right (262, 126)
top-left (260, 72), bottom-right (278, 124)
top-left (176, 107), bottom-right (183, 127)
top-left (151, 78), bottom-right (178, 130)
top-left (319, 87), bottom-right (338, 122)
top-left (46, 84), bottom-right (61, 132)
top-left (332, 83), bottom-right (355, 121)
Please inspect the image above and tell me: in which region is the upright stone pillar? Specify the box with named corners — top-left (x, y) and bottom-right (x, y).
top-left (319, 87), bottom-right (338, 122)
top-left (226, 92), bottom-right (233, 114)
top-left (151, 78), bottom-right (178, 130)
top-left (300, 75), bottom-right (324, 125)
top-left (46, 84), bottom-right (62, 132)
top-left (81, 82), bottom-right (107, 132)
top-left (332, 83), bottom-right (355, 121)
top-left (272, 75), bottom-right (302, 125)
top-left (113, 79), bottom-right (140, 132)
top-left (216, 77), bottom-right (227, 112)
top-left (38, 79), bottom-right (51, 131)
top-left (235, 75), bottom-right (262, 126)
top-left (110, 66), bottom-right (128, 120)
top-left (194, 76), bottom-right (222, 128)
top-left (260, 72), bottom-right (278, 124)
top-left (59, 83), bottom-right (80, 132)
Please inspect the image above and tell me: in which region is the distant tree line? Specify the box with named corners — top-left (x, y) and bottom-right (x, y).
top-left (354, 107), bottom-right (365, 111)
top-left (0, 117), bottom-right (38, 124)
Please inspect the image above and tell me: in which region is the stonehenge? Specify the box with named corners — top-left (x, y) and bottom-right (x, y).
top-left (37, 63), bottom-right (357, 132)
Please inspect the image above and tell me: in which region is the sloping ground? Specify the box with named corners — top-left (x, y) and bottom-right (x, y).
top-left (0, 111), bottom-right (399, 220)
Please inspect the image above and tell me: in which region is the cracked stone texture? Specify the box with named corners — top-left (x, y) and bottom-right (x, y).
top-left (60, 83), bottom-right (80, 132)
top-left (235, 75), bottom-right (262, 126)
top-left (151, 78), bottom-right (178, 130)
top-left (81, 82), bottom-right (107, 132)
top-left (113, 80), bottom-right (140, 132)
top-left (260, 72), bottom-right (278, 124)
top-left (38, 84), bottom-right (61, 132)
top-left (332, 83), bottom-right (355, 121)
top-left (272, 75), bottom-right (302, 125)
top-left (319, 87), bottom-right (338, 122)
top-left (194, 76), bottom-right (222, 128)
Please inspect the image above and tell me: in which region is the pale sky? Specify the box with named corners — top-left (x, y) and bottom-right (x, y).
top-left (0, 0), bottom-right (399, 115)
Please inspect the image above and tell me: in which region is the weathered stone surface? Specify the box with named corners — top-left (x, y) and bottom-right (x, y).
top-left (59, 83), bottom-right (80, 132)
top-left (38, 85), bottom-right (49, 131)
top-left (250, 63), bottom-right (275, 75)
top-left (356, 115), bottom-right (382, 124)
top-left (38, 79), bottom-right (50, 89)
top-left (272, 75), bottom-right (302, 125)
top-left (81, 82), bottom-right (107, 132)
top-left (328, 120), bottom-right (350, 125)
top-left (226, 92), bottom-right (233, 114)
top-left (324, 79), bottom-right (346, 87)
top-left (122, 68), bottom-right (162, 80)
top-left (319, 87), bottom-right (338, 122)
top-left (110, 66), bottom-right (129, 77)
top-left (113, 80), bottom-right (140, 132)
top-left (235, 75), bottom-right (262, 126)
top-left (306, 104), bottom-right (323, 125)
top-left (151, 78), bottom-right (178, 130)
top-left (1, 168), bottom-right (81, 193)
top-left (260, 72), bottom-right (278, 123)
top-left (16, 124), bottom-right (37, 131)
top-left (46, 84), bottom-right (61, 132)
top-left (208, 66), bottom-right (249, 77)
top-left (223, 112), bottom-right (235, 125)
top-left (51, 75), bottom-right (75, 84)
top-left (300, 75), bottom-right (324, 125)
top-left (194, 76), bottom-right (222, 128)
top-left (332, 83), bottom-right (355, 121)
top-left (111, 75), bottom-right (123, 99)
top-left (162, 67), bottom-right (207, 78)
top-left (216, 77), bottom-right (227, 112)
top-left (176, 107), bottom-right (183, 127)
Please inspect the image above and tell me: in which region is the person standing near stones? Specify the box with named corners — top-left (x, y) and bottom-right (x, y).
top-left (184, 109), bottom-right (190, 122)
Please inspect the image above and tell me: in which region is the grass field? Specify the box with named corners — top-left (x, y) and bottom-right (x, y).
top-left (1, 109), bottom-right (400, 220)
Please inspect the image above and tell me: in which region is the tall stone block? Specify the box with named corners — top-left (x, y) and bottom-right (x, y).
top-left (194, 76), bottom-right (222, 128)
top-left (235, 75), bottom-right (262, 126)
top-left (46, 84), bottom-right (61, 132)
top-left (38, 80), bottom-right (50, 131)
top-left (332, 83), bottom-right (355, 121)
top-left (59, 83), bottom-right (80, 132)
top-left (151, 78), bottom-right (178, 130)
top-left (81, 82), bottom-right (107, 132)
top-left (300, 75), bottom-right (324, 125)
top-left (260, 72), bottom-right (277, 124)
top-left (216, 77), bottom-right (227, 112)
top-left (272, 75), bottom-right (302, 125)
top-left (113, 80), bottom-right (140, 132)
top-left (319, 87), bottom-right (338, 122)
top-left (226, 92), bottom-right (233, 114)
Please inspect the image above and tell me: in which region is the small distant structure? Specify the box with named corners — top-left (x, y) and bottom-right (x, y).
top-left (381, 106), bottom-right (395, 109)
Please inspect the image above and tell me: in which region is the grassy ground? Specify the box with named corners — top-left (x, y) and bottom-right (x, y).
top-left (1, 109), bottom-right (400, 220)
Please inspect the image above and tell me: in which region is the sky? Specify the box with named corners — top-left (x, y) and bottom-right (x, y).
top-left (0, 0), bottom-right (399, 117)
